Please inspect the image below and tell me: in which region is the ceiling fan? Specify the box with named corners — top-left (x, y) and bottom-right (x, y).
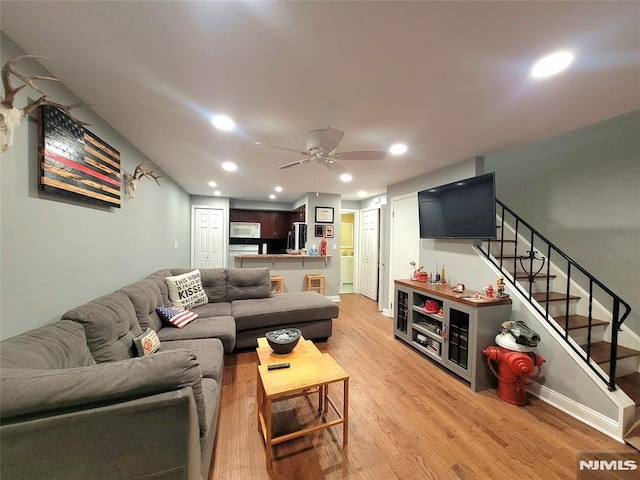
top-left (255, 127), bottom-right (386, 176)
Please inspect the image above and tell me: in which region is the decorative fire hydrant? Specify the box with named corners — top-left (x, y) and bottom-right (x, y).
top-left (483, 321), bottom-right (545, 406)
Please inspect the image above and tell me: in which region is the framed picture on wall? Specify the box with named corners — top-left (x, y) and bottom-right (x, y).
top-left (315, 206), bottom-right (334, 223)
top-left (325, 225), bottom-right (334, 238)
top-left (314, 225), bottom-right (325, 237)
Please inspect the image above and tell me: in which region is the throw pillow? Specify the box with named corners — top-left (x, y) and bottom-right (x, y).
top-left (165, 269), bottom-right (208, 309)
top-left (133, 328), bottom-right (161, 357)
top-left (156, 306), bottom-right (199, 328)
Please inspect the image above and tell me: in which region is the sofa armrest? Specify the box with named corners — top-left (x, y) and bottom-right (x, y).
top-left (0, 349), bottom-right (202, 419)
top-left (1, 388), bottom-right (203, 480)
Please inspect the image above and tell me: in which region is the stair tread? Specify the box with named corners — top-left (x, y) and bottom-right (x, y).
top-left (532, 291), bottom-right (581, 302)
top-left (584, 341), bottom-right (640, 364)
top-left (555, 315), bottom-right (608, 330)
top-left (617, 373), bottom-right (640, 407)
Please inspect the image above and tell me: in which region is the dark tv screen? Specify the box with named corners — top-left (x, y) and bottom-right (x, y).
top-left (418, 173), bottom-right (496, 239)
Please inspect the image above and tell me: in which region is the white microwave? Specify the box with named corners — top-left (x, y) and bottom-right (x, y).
top-left (230, 222), bottom-right (261, 238)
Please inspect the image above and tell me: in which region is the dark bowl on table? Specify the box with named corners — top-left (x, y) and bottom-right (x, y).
top-left (265, 328), bottom-right (301, 354)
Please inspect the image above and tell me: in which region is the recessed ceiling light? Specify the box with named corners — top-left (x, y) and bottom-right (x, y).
top-left (222, 161), bottom-right (237, 172)
top-left (208, 181), bottom-right (217, 187)
top-left (211, 115), bottom-right (235, 131)
top-left (214, 190), bottom-right (221, 196)
top-left (531, 51), bottom-right (573, 78)
top-left (357, 191), bottom-right (367, 198)
top-left (339, 173), bottom-right (352, 182)
top-left (269, 194), bottom-right (276, 200)
top-left (275, 186), bottom-right (282, 192)
top-left (390, 143), bottom-right (407, 155)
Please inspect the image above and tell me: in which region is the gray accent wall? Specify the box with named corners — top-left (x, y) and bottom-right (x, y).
top-left (1, 34), bottom-right (191, 340)
top-left (485, 110), bottom-right (640, 333)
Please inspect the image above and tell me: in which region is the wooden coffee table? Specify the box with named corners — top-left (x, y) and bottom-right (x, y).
top-left (256, 336), bottom-right (349, 467)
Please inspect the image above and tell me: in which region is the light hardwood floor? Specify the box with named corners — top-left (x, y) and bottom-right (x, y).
top-left (211, 294), bottom-right (633, 479)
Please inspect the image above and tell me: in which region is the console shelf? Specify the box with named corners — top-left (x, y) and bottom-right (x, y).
top-left (394, 279), bottom-right (512, 392)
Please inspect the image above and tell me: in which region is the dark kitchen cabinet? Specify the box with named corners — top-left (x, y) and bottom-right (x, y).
top-left (261, 211), bottom-right (290, 239)
top-left (229, 209), bottom-right (262, 223)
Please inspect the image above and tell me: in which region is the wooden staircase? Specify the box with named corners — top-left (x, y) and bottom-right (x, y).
top-left (481, 200), bottom-right (636, 443)
top-left (491, 252), bottom-right (640, 411)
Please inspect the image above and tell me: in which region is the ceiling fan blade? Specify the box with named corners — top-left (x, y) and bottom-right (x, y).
top-left (255, 142), bottom-right (308, 156)
top-left (333, 150), bottom-right (387, 160)
top-left (318, 127), bottom-right (344, 152)
top-left (323, 158), bottom-right (348, 176)
top-left (278, 158), bottom-right (313, 170)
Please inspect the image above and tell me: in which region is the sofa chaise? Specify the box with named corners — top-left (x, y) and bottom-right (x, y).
top-left (0, 267), bottom-right (338, 480)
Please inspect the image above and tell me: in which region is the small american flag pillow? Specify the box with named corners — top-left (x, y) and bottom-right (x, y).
top-left (156, 306), bottom-right (199, 328)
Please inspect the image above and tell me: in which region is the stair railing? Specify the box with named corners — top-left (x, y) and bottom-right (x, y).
top-left (478, 199), bottom-right (631, 391)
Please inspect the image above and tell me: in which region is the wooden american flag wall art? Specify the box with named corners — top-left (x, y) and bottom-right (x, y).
top-left (39, 105), bottom-right (121, 208)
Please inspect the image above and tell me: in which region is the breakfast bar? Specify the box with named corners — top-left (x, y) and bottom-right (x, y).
top-left (232, 255), bottom-right (333, 294)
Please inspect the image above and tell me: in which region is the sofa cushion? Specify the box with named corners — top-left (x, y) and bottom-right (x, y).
top-left (146, 269), bottom-right (176, 307)
top-left (165, 270), bottom-right (209, 310)
top-left (156, 306), bottom-right (198, 328)
top-left (162, 338), bottom-right (224, 382)
top-left (191, 301), bottom-right (232, 318)
top-left (157, 316), bottom-right (236, 353)
top-left (62, 291), bottom-right (142, 363)
top-left (119, 279), bottom-right (164, 332)
top-left (232, 291), bottom-right (339, 332)
top-left (149, 268), bottom-right (226, 304)
top-left (133, 328), bottom-right (161, 357)
top-left (226, 268), bottom-right (271, 301)
top-left (198, 268), bottom-right (227, 303)
top-left (0, 349), bottom-right (203, 423)
top-left (0, 320), bottom-right (96, 370)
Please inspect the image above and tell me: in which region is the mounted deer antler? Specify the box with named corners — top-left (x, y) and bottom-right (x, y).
top-left (123, 161), bottom-right (163, 200)
top-left (1, 54), bottom-right (89, 154)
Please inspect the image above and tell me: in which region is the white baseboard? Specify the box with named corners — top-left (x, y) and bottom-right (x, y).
top-left (328, 295), bottom-right (341, 302)
top-left (382, 308), bottom-right (393, 318)
top-left (528, 383), bottom-right (624, 443)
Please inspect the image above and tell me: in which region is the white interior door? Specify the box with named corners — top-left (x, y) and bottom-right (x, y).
top-left (359, 208), bottom-right (379, 300)
top-left (193, 208), bottom-right (224, 268)
top-left (388, 193), bottom-right (419, 316)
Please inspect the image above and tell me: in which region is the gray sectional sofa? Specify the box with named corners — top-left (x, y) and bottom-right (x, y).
top-left (0, 267), bottom-right (338, 480)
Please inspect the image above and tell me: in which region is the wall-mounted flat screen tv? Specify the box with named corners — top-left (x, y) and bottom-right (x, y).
top-left (418, 172), bottom-right (496, 239)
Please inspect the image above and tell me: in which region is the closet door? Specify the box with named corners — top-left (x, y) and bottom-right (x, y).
top-left (193, 208), bottom-right (225, 268)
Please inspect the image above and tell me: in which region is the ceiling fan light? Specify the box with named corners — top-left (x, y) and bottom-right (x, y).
top-left (340, 173), bottom-right (352, 182)
top-left (390, 143), bottom-right (407, 155)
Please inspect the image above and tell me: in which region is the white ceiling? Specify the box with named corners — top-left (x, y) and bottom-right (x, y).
top-left (2, 1), bottom-right (638, 202)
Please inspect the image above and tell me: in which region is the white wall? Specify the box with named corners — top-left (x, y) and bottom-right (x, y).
top-left (381, 157), bottom-right (482, 309)
top-left (1, 34), bottom-right (191, 339)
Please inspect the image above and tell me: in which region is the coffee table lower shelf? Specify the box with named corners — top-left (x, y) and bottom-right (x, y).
top-left (255, 338), bottom-right (349, 468)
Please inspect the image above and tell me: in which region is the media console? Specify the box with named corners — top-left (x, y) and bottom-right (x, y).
top-left (394, 279), bottom-right (512, 392)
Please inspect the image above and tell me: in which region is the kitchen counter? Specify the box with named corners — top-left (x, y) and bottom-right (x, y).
top-left (234, 254), bottom-right (332, 268)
